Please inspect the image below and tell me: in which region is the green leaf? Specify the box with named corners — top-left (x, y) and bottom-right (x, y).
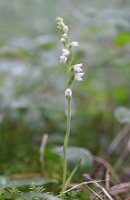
top-left (0, 176), bottom-right (58, 188)
top-left (62, 160), bottom-right (81, 192)
top-left (114, 32), bottom-right (130, 45)
top-left (10, 178), bottom-right (58, 187)
top-left (53, 147), bottom-right (93, 176)
top-left (114, 107), bottom-right (130, 123)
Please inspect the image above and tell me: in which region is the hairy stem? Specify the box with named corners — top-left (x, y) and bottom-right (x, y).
top-left (62, 96), bottom-right (71, 192)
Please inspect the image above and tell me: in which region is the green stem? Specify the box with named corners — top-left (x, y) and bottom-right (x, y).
top-left (62, 48), bottom-right (72, 193)
top-left (62, 96), bottom-right (71, 192)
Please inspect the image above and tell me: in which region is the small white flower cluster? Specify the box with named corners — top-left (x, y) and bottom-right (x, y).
top-left (60, 48), bottom-right (69, 63)
top-left (56, 17), bottom-right (68, 34)
top-left (60, 47), bottom-right (84, 81)
top-left (56, 17), bottom-right (84, 97)
top-left (73, 63), bottom-right (84, 81)
top-left (60, 36), bottom-right (84, 81)
top-left (60, 33), bottom-right (67, 43)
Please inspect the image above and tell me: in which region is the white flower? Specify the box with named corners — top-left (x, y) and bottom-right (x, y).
top-left (61, 38), bottom-right (66, 42)
top-left (65, 88), bottom-right (72, 97)
top-left (62, 33), bottom-right (67, 38)
top-left (74, 73), bottom-right (84, 81)
top-left (71, 41), bottom-right (79, 47)
top-left (60, 49), bottom-right (69, 63)
top-left (74, 63), bottom-right (83, 72)
top-left (60, 34), bottom-right (67, 43)
top-left (62, 49), bottom-right (69, 56)
top-left (60, 55), bottom-right (67, 63)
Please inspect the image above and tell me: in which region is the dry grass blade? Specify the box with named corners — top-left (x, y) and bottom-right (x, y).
top-left (93, 156), bottom-right (116, 176)
top-left (108, 182), bottom-right (130, 196)
top-left (85, 184), bottom-right (103, 200)
top-left (51, 180), bottom-right (108, 200)
top-left (114, 139), bottom-right (130, 170)
top-left (83, 174), bottom-right (114, 200)
top-left (39, 133), bottom-right (48, 176)
top-left (107, 124), bottom-right (130, 156)
top-left (105, 169), bottom-right (110, 190)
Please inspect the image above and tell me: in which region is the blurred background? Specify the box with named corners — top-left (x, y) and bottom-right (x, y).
top-left (0, 0), bottom-right (130, 176)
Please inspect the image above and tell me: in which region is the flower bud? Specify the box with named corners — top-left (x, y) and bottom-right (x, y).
top-left (62, 33), bottom-right (67, 38)
top-left (63, 25), bottom-right (68, 33)
top-left (56, 17), bottom-right (63, 23)
top-left (65, 88), bottom-right (72, 97)
top-left (61, 38), bottom-right (66, 42)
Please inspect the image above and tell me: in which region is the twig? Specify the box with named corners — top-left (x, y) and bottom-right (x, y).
top-left (39, 133), bottom-right (48, 176)
top-left (51, 180), bottom-right (107, 200)
top-left (108, 182), bottom-right (130, 196)
top-left (91, 181), bottom-right (114, 200)
top-left (85, 185), bottom-right (103, 200)
top-left (83, 174), bottom-right (114, 200)
top-left (114, 138), bottom-right (130, 170)
top-left (107, 123), bottom-right (130, 155)
top-left (83, 174), bottom-right (130, 197)
top-left (105, 169), bottom-right (110, 190)
top-left (93, 156), bottom-right (116, 176)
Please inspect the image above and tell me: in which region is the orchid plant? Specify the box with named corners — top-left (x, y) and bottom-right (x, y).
top-left (56, 17), bottom-right (84, 195)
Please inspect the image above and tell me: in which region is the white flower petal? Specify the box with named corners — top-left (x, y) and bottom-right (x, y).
top-left (71, 41), bottom-right (79, 47)
top-left (62, 49), bottom-right (69, 56)
top-left (74, 73), bottom-right (84, 81)
top-left (60, 55), bottom-right (67, 63)
top-left (65, 88), bottom-right (72, 97)
top-left (74, 63), bottom-right (83, 72)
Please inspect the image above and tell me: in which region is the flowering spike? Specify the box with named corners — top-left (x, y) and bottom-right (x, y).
top-left (56, 17), bottom-right (69, 34)
top-left (56, 17), bottom-right (85, 193)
